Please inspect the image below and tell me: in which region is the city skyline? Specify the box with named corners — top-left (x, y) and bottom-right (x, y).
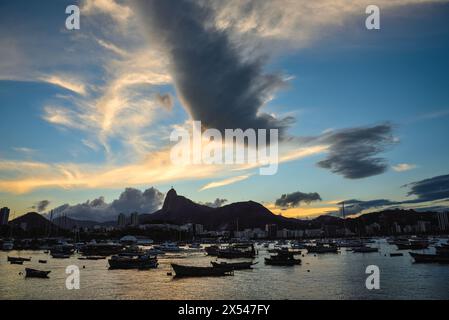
top-left (1, 0), bottom-right (449, 222)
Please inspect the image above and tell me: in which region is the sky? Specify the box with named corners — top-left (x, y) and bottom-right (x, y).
top-left (1, 0), bottom-right (449, 222)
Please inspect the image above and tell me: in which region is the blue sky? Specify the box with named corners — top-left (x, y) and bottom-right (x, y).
top-left (1, 0), bottom-right (449, 221)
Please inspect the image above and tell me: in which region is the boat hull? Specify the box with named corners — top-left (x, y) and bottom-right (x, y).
top-left (171, 263), bottom-right (232, 277)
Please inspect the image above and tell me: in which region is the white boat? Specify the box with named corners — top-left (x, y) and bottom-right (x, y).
top-left (154, 242), bottom-right (183, 252)
top-left (2, 241), bottom-right (14, 251)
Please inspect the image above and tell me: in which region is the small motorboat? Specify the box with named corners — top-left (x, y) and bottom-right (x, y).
top-left (352, 246), bottom-right (379, 253)
top-left (205, 245), bottom-right (219, 256)
top-left (25, 268), bottom-right (51, 278)
top-left (390, 253), bottom-right (403, 257)
top-left (8, 256), bottom-right (31, 262)
top-left (409, 252), bottom-right (449, 263)
top-left (78, 256), bottom-right (106, 260)
top-left (306, 245), bottom-right (338, 254)
top-left (108, 254), bottom-right (158, 270)
top-left (265, 251), bottom-right (301, 266)
top-left (171, 263), bottom-right (233, 277)
top-left (211, 261), bottom-right (257, 270)
top-left (51, 253), bottom-right (71, 259)
top-left (38, 259), bottom-right (48, 263)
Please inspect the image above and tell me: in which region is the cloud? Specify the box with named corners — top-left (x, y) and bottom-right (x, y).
top-left (52, 187), bottom-right (165, 222)
top-left (135, 0), bottom-right (294, 137)
top-left (403, 173), bottom-right (449, 203)
top-left (316, 123), bottom-right (396, 179)
top-left (39, 75), bottom-right (87, 96)
top-left (202, 198), bottom-right (228, 208)
top-left (275, 191), bottom-right (322, 208)
top-left (199, 175), bottom-right (251, 191)
top-left (392, 163), bottom-right (417, 172)
top-left (337, 199), bottom-right (398, 216)
top-left (156, 93), bottom-right (174, 111)
top-left (32, 200), bottom-right (50, 212)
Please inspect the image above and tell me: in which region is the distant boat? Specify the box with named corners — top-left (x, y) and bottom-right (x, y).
top-left (396, 240), bottom-right (429, 250)
top-left (8, 256), bottom-right (31, 262)
top-left (2, 241), bottom-right (14, 251)
top-left (153, 242), bottom-right (183, 252)
top-left (409, 252), bottom-right (449, 263)
top-left (188, 243), bottom-right (201, 249)
top-left (38, 259), bottom-right (47, 263)
top-left (211, 261), bottom-right (256, 270)
top-left (352, 246), bottom-right (379, 253)
top-left (78, 256), bottom-right (106, 260)
top-left (390, 253), bottom-right (403, 257)
top-left (217, 244), bottom-right (256, 259)
top-left (306, 245), bottom-right (338, 254)
top-left (205, 245), bottom-right (220, 256)
top-left (171, 263), bottom-right (233, 277)
top-left (10, 260), bottom-right (23, 265)
top-left (51, 253), bottom-right (70, 259)
top-left (265, 251), bottom-right (301, 266)
top-left (25, 268), bottom-right (51, 278)
top-left (108, 254), bottom-right (158, 270)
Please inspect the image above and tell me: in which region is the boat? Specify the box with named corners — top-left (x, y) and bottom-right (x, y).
top-left (211, 261), bottom-right (257, 270)
top-left (205, 245), bottom-right (220, 256)
top-left (153, 242), bottom-right (183, 252)
top-left (396, 240), bottom-right (429, 250)
top-left (38, 260), bottom-right (47, 263)
top-left (8, 256), bottom-right (31, 262)
top-left (25, 268), bottom-right (51, 278)
top-left (188, 243), bottom-right (201, 249)
top-left (108, 254), bottom-right (158, 270)
top-left (217, 243), bottom-right (256, 259)
top-left (78, 256), bottom-right (106, 260)
top-left (1, 241), bottom-right (14, 251)
top-left (306, 245), bottom-right (338, 254)
top-left (409, 252), bottom-right (449, 263)
top-left (51, 253), bottom-right (71, 259)
top-left (10, 260), bottom-right (23, 265)
top-left (265, 251), bottom-right (301, 266)
top-left (390, 253), bottom-right (403, 257)
top-left (352, 246), bottom-right (379, 253)
top-left (171, 263), bottom-right (233, 277)
top-left (79, 242), bottom-right (124, 256)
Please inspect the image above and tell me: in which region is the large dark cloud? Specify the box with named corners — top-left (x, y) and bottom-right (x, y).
top-left (51, 187), bottom-right (165, 222)
top-left (275, 191), bottom-right (322, 208)
top-left (316, 123), bottom-right (395, 179)
top-left (32, 200), bottom-right (50, 212)
top-left (337, 199), bottom-right (398, 216)
top-left (135, 0), bottom-right (293, 136)
top-left (403, 174), bottom-right (449, 203)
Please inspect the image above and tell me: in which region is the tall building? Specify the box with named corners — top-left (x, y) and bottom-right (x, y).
top-left (130, 212), bottom-right (139, 227)
top-left (0, 207), bottom-right (10, 225)
top-left (265, 224), bottom-right (277, 238)
top-left (117, 213), bottom-right (127, 228)
top-left (437, 212), bottom-right (449, 231)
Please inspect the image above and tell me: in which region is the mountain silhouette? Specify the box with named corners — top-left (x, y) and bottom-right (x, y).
top-left (140, 188), bottom-right (304, 230)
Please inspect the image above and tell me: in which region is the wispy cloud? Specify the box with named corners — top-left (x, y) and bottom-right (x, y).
top-left (39, 75), bottom-right (87, 96)
top-left (392, 163), bottom-right (417, 172)
top-left (199, 175), bottom-right (252, 191)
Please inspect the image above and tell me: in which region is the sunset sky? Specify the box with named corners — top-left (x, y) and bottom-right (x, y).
top-left (1, 0), bottom-right (449, 221)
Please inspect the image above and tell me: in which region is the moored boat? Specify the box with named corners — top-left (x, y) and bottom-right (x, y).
top-left (217, 244), bottom-right (256, 259)
top-left (211, 261), bottom-right (256, 270)
top-left (409, 252), bottom-right (449, 263)
top-left (108, 254), bottom-right (158, 270)
top-left (352, 246), bottom-right (378, 253)
top-left (171, 263), bottom-right (232, 277)
top-left (8, 256), bottom-right (31, 262)
top-left (306, 245), bottom-right (338, 254)
top-left (265, 251), bottom-right (301, 266)
top-left (25, 268), bottom-right (51, 278)
top-left (205, 245), bottom-right (219, 256)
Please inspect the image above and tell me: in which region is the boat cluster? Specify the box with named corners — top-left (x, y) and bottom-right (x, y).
top-left (3, 236), bottom-right (449, 279)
